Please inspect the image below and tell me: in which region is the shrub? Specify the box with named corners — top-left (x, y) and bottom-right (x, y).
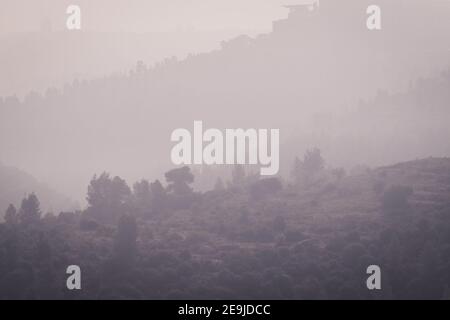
top-left (382, 185), bottom-right (413, 215)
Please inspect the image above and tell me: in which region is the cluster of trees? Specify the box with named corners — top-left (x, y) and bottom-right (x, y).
top-left (84, 166), bottom-right (198, 224)
top-left (1, 155), bottom-right (450, 299)
top-left (4, 193), bottom-right (41, 226)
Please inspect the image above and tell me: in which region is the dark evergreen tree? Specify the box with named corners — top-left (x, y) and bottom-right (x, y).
top-left (86, 172), bottom-right (131, 222)
top-left (292, 148), bottom-right (325, 186)
top-left (302, 148), bottom-right (324, 175)
top-left (165, 166), bottom-right (194, 196)
top-left (4, 204), bottom-right (18, 225)
top-left (150, 179), bottom-right (167, 215)
top-left (19, 193), bottom-right (41, 224)
top-left (133, 179), bottom-right (152, 217)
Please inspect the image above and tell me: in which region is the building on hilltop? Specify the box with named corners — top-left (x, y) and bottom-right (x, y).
top-left (272, 3), bottom-right (319, 34)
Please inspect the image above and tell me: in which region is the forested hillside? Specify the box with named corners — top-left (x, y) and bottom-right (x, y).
top-left (0, 163), bottom-right (77, 219)
top-left (1, 0), bottom-right (449, 201)
top-left (1, 157), bottom-right (449, 299)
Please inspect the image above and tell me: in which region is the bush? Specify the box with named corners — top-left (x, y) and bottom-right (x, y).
top-left (80, 218), bottom-right (99, 231)
top-left (250, 178), bottom-right (282, 200)
top-left (382, 185), bottom-right (413, 215)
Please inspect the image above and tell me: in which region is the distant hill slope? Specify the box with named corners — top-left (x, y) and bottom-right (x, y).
top-left (375, 158), bottom-right (450, 213)
top-left (290, 157), bottom-right (450, 223)
top-left (0, 162), bottom-right (78, 219)
top-left (0, 30), bottom-right (248, 98)
top-left (0, 0), bottom-right (449, 201)
top-left (0, 157), bottom-right (449, 299)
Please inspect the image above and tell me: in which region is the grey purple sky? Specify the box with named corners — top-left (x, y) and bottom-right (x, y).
top-left (0, 0), bottom-right (313, 33)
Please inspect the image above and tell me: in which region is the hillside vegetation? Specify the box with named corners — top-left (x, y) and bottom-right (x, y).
top-left (0, 163), bottom-right (77, 219)
top-left (1, 157), bottom-right (449, 299)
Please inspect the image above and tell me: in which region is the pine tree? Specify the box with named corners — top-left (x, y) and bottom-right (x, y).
top-left (20, 193), bottom-right (41, 224)
top-left (133, 179), bottom-right (152, 217)
top-left (4, 204), bottom-right (18, 225)
top-left (165, 166), bottom-right (194, 195)
top-left (150, 180), bottom-right (167, 215)
top-left (86, 172), bottom-right (131, 222)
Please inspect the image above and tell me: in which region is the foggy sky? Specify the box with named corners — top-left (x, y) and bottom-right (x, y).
top-left (1, 0), bottom-right (450, 210)
top-left (0, 1), bottom-right (309, 98)
top-left (0, 0), bottom-right (302, 33)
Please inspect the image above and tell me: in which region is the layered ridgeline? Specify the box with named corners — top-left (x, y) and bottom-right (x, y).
top-left (0, 162), bottom-right (78, 219)
top-left (279, 68), bottom-right (450, 175)
top-left (0, 0), bottom-right (449, 201)
top-left (0, 30), bottom-right (248, 98)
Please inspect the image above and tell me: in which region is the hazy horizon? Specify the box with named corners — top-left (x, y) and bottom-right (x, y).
top-left (1, 0), bottom-right (450, 302)
top-left (1, 0), bottom-right (450, 209)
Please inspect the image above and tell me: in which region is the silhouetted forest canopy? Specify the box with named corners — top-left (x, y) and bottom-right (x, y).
top-left (0, 0), bottom-right (450, 300)
top-left (1, 155), bottom-right (450, 299)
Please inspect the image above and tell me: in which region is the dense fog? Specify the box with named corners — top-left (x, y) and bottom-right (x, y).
top-left (0, 0), bottom-right (450, 300)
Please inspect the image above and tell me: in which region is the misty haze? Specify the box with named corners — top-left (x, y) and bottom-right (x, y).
top-left (0, 0), bottom-right (450, 300)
